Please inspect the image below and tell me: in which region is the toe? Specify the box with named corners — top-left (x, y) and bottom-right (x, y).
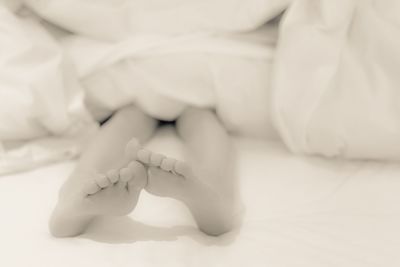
top-left (128, 161), bottom-right (145, 174)
top-left (106, 169), bottom-right (119, 184)
top-left (84, 181), bottom-right (101, 195)
top-left (137, 149), bottom-right (151, 164)
top-left (150, 153), bottom-right (165, 166)
top-left (125, 138), bottom-right (141, 160)
top-left (128, 161), bottom-right (147, 191)
top-left (174, 161), bottom-right (191, 177)
top-left (120, 167), bottom-right (134, 183)
top-left (96, 174), bottom-right (111, 188)
top-left (160, 158), bottom-right (176, 172)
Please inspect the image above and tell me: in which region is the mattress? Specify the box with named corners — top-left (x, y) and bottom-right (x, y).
top-left (1, 127), bottom-right (399, 267)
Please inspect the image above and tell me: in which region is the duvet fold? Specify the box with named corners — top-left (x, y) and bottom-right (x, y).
top-left (272, 0), bottom-right (400, 160)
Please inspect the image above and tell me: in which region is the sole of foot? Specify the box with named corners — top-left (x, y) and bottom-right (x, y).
top-left (81, 160), bottom-right (147, 216)
top-left (129, 145), bottom-right (192, 199)
top-left (125, 138), bottom-right (237, 236)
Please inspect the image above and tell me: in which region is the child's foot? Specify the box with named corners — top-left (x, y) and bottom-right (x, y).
top-left (132, 147), bottom-right (236, 236)
top-left (49, 160), bottom-right (147, 237)
top-left (133, 147), bottom-right (189, 198)
top-left (82, 161), bottom-right (147, 216)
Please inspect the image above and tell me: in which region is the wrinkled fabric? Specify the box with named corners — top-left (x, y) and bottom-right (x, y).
top-left (65, 24), bottom-right (278, 137)
top-left (25, 0), bottom-right (291, 40)
top-left (23, 0), bottom-right (289, 138)
top-left (272, 0), bottom-right (400, 160)
top-left (0, 0), bottom-right (22, 12)
top-left (0, 0), bottom-right (293, 174)
top-left (0, 6), bottom-right (97, 174)
top-left (7, 0), bottom-right (400, 173)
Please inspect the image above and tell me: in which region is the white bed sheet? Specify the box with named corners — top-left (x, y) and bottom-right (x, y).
top-left (1, 128), bottom-right (399, 267)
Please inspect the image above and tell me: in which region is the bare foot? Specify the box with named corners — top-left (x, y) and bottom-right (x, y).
top-left (133, 147), bottom-right (237, 236)
top-left (134, 147), bottom-right (190, 199)
top-left (49, 138), bottom-right (147, 237)
top-left (81, 161), bottom-right (147, 216)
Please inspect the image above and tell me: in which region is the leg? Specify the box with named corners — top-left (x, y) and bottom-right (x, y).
top-left (49, 105), bottom-right (157, 237)
top-left (176, 107), bottom-right (240, 235)
top-left (74, 104), bottom-right (157, 175)
top-left (133, 107), bottom-right (241, 235)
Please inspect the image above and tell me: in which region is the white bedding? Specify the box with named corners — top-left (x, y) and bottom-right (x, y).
top-left (5, 0), bottom-right (400, 174)
top-left (1, 128), bottom-right (399, 267)
top-left (0, 3), bottom-right (278, 174)
top-left (272, 0), bottom-right (400, 160)
top-left (25, 0), bottom-right (291, 39)
top-left (0, 6), bottom-right (98, 175)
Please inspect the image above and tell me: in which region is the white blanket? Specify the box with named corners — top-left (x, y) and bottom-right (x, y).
top-left (0, 6), bottom-right (97, 174)
top-left (63, 24), bottom-right (278, 137)
top-left (3, 0), bottom-right (400, 173)
top-left (272, 0), bottom-right (400, 160)
top-left (25, 0), bottom-right (291, 40)
top-left (23, 0), bottom-right (291, 137)
top-left (0, 1), bottom-right (286, 173)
